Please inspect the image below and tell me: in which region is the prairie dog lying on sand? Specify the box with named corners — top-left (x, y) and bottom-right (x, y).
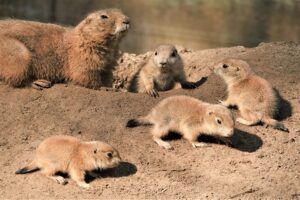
top-left (133, 44), bottom-right (196, 97)
top-left (0, 9), bottom-right (129, 89)
top-left (16, 135), bottom-right (121, 188)
top-left (127, 95), bottom-right (234, 149)
top-left (214, 58), bottom-right (288, 132)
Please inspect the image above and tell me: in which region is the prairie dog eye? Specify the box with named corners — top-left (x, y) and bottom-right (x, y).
top-left (171, 50), bottom-right (177, 57)
top-left (154, 52), bottom-right (158, 56)
top-left (101, 15), bottom-right (108, 19)
top-left (216, 118), bottom-right (222, 125)
top-left (94, 149), bottom-right (97, 154)
top-left (106, 152), bottom-right (113, 158)
top-left (223, 64), bottom-right (229, 69)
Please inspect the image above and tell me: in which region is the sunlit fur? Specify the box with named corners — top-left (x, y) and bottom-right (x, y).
top-left (15, 135), bottom-right (121, 188)
top-left (0, 9), bottom-right (129, 88)
top-left (214, 58), bottom-right (288, 132)
top-left (127, 95), bottom-right (234, 149)
top-left (134, 44), bottom-right (191, 96)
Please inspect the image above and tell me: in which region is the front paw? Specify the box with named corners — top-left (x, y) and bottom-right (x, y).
top-left (218, 100), bottom-right (229, 107)
top-left (77, 182), bottom-right (91, 189)
top-left (145, 88), bottom-right (159, 97)
top-left (192, 142), bottom-right (211, 148)
top-left (32, 79), bottom-right (52, 90)
top-left (55, 176), bottom-right (68, 185)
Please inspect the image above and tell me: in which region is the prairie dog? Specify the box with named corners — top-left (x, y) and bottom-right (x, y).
top-left (126, 95), bottom-right (234, 149)
top-left (16, 135), bottom-right (121, 188)
top-left (0, 9), bottom-right (130, 89)
top-left (135, 44), bottom-right (195, 97)
top-left (214, 58), bottom-right (288, 132)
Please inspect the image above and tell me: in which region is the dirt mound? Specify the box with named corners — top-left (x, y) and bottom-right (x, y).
top-left (0, 42), bottom-right (299, 199)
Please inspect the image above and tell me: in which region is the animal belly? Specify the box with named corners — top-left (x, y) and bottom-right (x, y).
top-left (155, 77), bottom-right (174, 91)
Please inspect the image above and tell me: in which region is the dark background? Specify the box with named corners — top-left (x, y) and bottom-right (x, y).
top-left (0, 0), bottom-right (299, 53)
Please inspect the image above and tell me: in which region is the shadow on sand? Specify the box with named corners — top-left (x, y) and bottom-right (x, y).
top-left (199, 128), bottom-right (263, 153)
top-left (85, 161), bottom-right (137, 183)
top-left (163, 128), bottom-right (263, 153)
top-left (274, 89), bottom-right (292, 121)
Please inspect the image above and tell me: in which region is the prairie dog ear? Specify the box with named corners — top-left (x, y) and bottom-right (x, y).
top-left (208, 111), bottom-right (214, 116)
top-left (236, 67), bottom-right (240, 71)
top-left (84, 16), bottom-right (93, 25)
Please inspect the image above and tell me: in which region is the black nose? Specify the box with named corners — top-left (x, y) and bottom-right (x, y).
top-left (160, 62), bottom-right (167, 66)
top-left (123, 20), bottom-right (130, 25)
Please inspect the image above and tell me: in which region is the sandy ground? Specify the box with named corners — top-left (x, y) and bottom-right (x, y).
top-left (0, 42), bottom-right (299, 199)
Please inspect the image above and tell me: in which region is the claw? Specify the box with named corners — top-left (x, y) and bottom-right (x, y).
top-left (146, 89), bottom-right (159, 98)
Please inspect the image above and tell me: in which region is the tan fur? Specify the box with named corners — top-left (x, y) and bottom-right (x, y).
top-left (133, 44), bottom-right (195, 97)
top-left (16, 135), bottom-right (121, 188)
top-left (214, 58), bottom-right (288, 132)
top-left (0, 9), bottom-right (129, 89)
top-left (127, 95), bottom-right (234, 149)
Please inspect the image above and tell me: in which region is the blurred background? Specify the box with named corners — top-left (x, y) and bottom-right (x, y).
top-left (0, 0), bottom-right (299, 53)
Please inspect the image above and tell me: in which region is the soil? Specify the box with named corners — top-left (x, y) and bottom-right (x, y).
top-left (0, 42), bottom-right (299, 199)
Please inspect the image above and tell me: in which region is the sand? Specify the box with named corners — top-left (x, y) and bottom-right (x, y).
top-left (0, 42), bottom-right (299, 199)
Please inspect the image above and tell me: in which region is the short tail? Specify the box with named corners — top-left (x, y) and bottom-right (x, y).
top-left (126, 116), bottom-right (152, 128)
top-left (263, 117), bottom-right (289, 132)
top-left (15, 161), bottom-right (39, 174)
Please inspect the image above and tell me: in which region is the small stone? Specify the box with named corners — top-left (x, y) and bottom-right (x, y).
top-left (257, 154), bottom-right (264, 158)
top-left (279, 150), bottom-right (284, 154)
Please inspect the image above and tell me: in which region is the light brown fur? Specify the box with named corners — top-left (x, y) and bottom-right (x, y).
top-left (127, 95), bottom-right (234, 149)
top-left (0, 9), bottom-right (129, 89)
top-left (214, 58), bottom-right (288, 132)
top-left (132, 44), bottom-right (195, 97)
top-left (16, 135), bottom-right (121, 188)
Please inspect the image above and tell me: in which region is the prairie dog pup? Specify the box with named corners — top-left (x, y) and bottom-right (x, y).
top-left (135, 44), bottom-right (195, 97)
top-left (214, 58), bottom-right (288, 132)
top-left (16, 135), bottom-right (121, 188)
top-left (126, 95), bottom-right (234, 149)
top-left (0, 9), bottom-right (129, 89)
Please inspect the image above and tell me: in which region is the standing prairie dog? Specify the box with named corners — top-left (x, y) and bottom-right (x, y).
top-left (0, 9), bottom-right (129, 89)
top-left (135, 44), bottom-right (196, 97)
top-left (16, 135), bottom-right (121, 188)
top-left (214, 58), bottom-right (288, 132)
top-left (126, 95), bottom-right (234, 149)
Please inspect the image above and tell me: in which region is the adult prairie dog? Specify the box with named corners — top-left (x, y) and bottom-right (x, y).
top-left (16, 135), bottom-right (121, 188)
top-left (135, 44), bottom-right (196, 97)
top-left (126, 95), bottom-right (234, 149)
top-left (0, 9), bottom-right (129, 89)
top-left (214, 58), bottom-right (288, 132)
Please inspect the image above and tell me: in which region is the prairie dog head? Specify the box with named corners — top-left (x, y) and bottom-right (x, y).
top-left (214, 58), bottom-right (253, 84)
top-left (151, 44), bottom-right (179, 71)
top-left (87, 141), bottom-right (121, 169)
top-left (204, 105), bottom-right (234, 138)
top-left (76, 9), bottom-right (130, 42)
